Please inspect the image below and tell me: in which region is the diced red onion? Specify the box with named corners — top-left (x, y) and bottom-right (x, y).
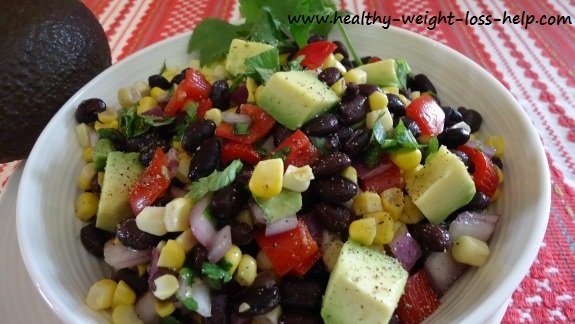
top-left (389, 224), bottom-right (421, 271)
top-left (190, 278), bottom-right (212, 317)
top-left (222, 111), bottom-right (252, 124)
top-left (135, 292), bottom-right (160, 324)
top-left (88, 128), bottom-right (99, 147)
top-left (166, 148), bottom-right (180, 179)
top-left (424, 251), bottom-right (468, 296)
top-left (189, 194), bottom-right (216, 247)
top-left (464, 140), bottom-right (496, 159)
top-left (249, 200), bottom-right (266, 225)
top-left (147, 245), bottom-right (162, 288)
top-left (141, 106), bottom-right (164, 117)
top-left (208, 225), bottom-right (232, 263)
top-left (103, 239), bottom-right (152, 270)
top-left (230, 85), bottom-right (248, 105)
top-left (299, 213), bottom-right (323, 242)
top-left (353, 160), bottom-right (392, 180)
top-left (265, 215), bottom-right (298, 236)
top-left (449, 211), bottom-right (499, 242)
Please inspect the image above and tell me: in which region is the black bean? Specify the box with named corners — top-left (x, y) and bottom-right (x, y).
top-left (188, 244), bottom-right (209, 272)
top-left (80, 223), bottom-right (113, 258)
top-left (181, 119), bottom-right (217, 153)
top-left (311, 152), bottom-right (351, 177)
top-left (170, 68), bottom-right (188, 86)
top-left (358, 84), bottom-right (380, 97)
top-left (273, 124), bottom-right (293, 147)
top-left (341, 127), bottom-right (370, 157)
top-left (211, 182), bottom-right (249, 222)
top-left (322, 133), bottom-right (340, 153)
top-left (317, 67), bottom-right (341, 86)
top-left (116, 218), bottom-right (159, 250)
top-left (340, 57), bottom-right (354, 70)
top-left (279, 311), bottom-right (323, 324)
top-left (400, 116), bottom-right (422, 138)
top-left (407, 74), bottom-right (437, 94)
top-left (465, 191), bottom-right (491, 211)
top-left (112, 268), bottom-right (149, 297)
top-left (230, 85), bottom-right (248, 106)
top-left (210, 80), bottom-right (231, 110)
top-left (451, 149), bottom-right (475, 173)
top-left (336, 126), bottom-right (354, 144)
top-left (75, 98), bottom-right (106, 123)
top-left (204, 293), bottom-right (230, 324)
top-left (280, 277), bottom-right (323, 311)
top-left (438, 127), bottom-right (471, 149)
top-left (461, 108), bottom-right (483, 133)
top-left (314, 202), bottom-right (356, 237)
top-left (307, 34), bottom-right (326, 43)
top-left (236, 165), bottom-right (254, 185)
top-left (361, 56), bottom-right (374, 64)
top-left (301, 113), bottom-right (339, 136)
top-left (442, 106), bottom-right (463, 127)
top-left (312, 175), bottom-right (358, 204)
top-left (188, 137), bottom-right (220, 181)
top-left (411, 222), bottom-right (451, 252)
top-left (148, 74), bottom-right (171, 90)
top-left (332, 40), bottom-right (349, 59)
top-left (491, 156), bottom-right (503, 169)
top-left (386, 93), bottom-right (406, 117)
top-left (232, 285), bottom-right (281, 316)
top-left (342, 82), bottom-right (359, 100)
top-left (125, 132), bottom-right (170, 166)
top-left (230, 221), bottom-right (253, 246)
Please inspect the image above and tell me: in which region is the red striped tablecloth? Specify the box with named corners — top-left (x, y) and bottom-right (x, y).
top-left (1, 0), bottom-right (573, 323)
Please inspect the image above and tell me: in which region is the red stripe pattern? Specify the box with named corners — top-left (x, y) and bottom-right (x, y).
top-left (1, 0), bottom-right (573, 323)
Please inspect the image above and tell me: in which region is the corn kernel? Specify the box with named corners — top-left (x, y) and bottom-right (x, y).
top-left (235, 254), bottom-right (257, 287)
top-left (399, 194), bottom-right (425, 224)
top-left (78, 162), bottom-right (97, 190)
top-left (249, 158), bottom-right (284, 198)
top-left (98, 108), bottom-right (118, 123)
top-left (368, 91), bottom-right (388, 111)
top-left (322, 53), bottom-right (347, 74)
top-left (402, 164), bottom-right (423, 184)
top-left (136, 206), bottom-right (167, 236)
top-left (161, 69), bottom-right (178, 82)
top-left (334, 53), bottom-right (345, 61)
top-left (153, 274), bottom-right (180, 300)
top-left (164, 197), bottom-right (192, 232)
top-left (157, 240), bottom-right (186, 270)
top-left (398, 93), bottom-right (410, 106)
top-left (82, 147), bottom-right (93, 162)
top-left (223, 245), bottom-right (243, 274)
top-left (485, 135), bottom-right (505, 157)
top-left (246, 77), bottom-right (257, 103)
top-left (235, 209), bottom-right (254, 227)
top-left (366, 211), bottom-right (394, 245)
top-left (348, 218), bottom-right (377, 246)
top-left (380, 188), bottom-right (404, 220)
top-left (113, 280), bottom-right (137, 307)
top-left (341, 166), bottom-right (358, 184)
top-left (137, 264), bottom-right (148, 277)
top-left (76, 123), bottom-right (92, 148)
top-left (86, 279), bottom-right (117, 310)
top-left (137, 96), bottom-right (158, 115)
top-left (383, 87), bottom-right (400, 95)
top-left (330, 78), bottom-right (347, 97)
top-left (283, 165), bottom-right (314, 192)
top-left (94, 119), bottom-right (119, 131)
top-left (174, 229), bottom-right (197, 252)
top-left (150, 87), bottom-right (168, 103)
top-left (112, 304), bottom-right (143, 324)
top-left (365, 109), bottom-right (393, 132)
top-left (133, 80), bottom-right (151, 97)
top-left (256, 250), bottom-right (274, 271)
top-left (343, 68), bottom-right (367, 84)
top-left (176, 152), bottom-right (192, 184)
top-left (155, 300), bottom-right (176, 318)
top-left (353, 191), bottom-right (383, 215)
top-left (411, 91), bottom-right (421, 100)
top-left (204, 108), bottom-right (222, 126)
top-left (75, 192), bottom-right (99, 221)
top-left (452, 235), bottom-right (490, 267)
top-left (389, 149), bottom-right (422, 171)
top-left (496, 165), bottom-right (504, 184)
top-left (118, 87), bottom-right (141, 108)
top-left (255, 85), bottom-right (265, 105)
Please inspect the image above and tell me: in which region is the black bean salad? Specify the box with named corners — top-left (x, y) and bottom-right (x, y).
top-left (73, 5), bottom-right (505, 324)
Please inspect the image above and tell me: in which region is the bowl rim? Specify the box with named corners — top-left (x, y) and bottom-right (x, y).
top-left (16, 25), bottom-right (551, 324)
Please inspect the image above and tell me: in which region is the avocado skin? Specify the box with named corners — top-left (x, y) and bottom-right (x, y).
top-left (0, 0), bottom-right (111, 163)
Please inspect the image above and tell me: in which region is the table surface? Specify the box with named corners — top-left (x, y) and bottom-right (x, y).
top-left (1, 0), bottom-right (573, 323)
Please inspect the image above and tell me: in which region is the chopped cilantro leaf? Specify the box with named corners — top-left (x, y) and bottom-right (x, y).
top-left (201, 262), bottom-right (232, 289)
top-left (187, 159), bottom-right (244, 202)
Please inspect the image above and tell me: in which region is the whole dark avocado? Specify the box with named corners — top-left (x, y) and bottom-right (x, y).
top-left (0, 0), bottom-right (111, 163)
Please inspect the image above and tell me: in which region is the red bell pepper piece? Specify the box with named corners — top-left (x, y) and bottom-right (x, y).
top-left (215, 104), bottom-right (276, 145)
top-left (405, 94), bottom-right (445, 138)
top-left (273, 129), bottom-right (319, 168)
top-left (220, 141), bottom-right (262, 166)
top-left (255, 219), bottom-right (319, 276)
top-left (290, 250), bottom-right (322, 277)
top-left (164, 69), bottom-right (211, 116)
top-left (457, 145), bottom-right (499, 197)
top-left (295, 41), bottom-right (338, 70)
top-left (359, 163), bottom-right (403, 193)
top-left (396, 270), bottom-right (441, 324)
top-left (196, 98), bottom-right (213, 120)
top-left (128, 148), bottom-right (170, 215)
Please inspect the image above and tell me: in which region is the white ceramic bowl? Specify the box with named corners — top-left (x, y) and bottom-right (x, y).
top-left (17, 24), bottom-right (550, 323)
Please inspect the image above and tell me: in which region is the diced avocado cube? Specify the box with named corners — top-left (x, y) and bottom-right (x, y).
top-left (321, 240), bottom-right (408, 324)
top-left (93, 138), bottom-right (115, 171)
top-left (96, 151), bottom-right (144, 231)
top-left (405, 145), bottom-right (476, 224)
top-left (257, 71), bottom-right (340, 130)
top-left (354, 58), bottom-right (406, 88)
top-left (253, 189), bottom-right (302, 224)
top-left (225, 39), bottom-right (275, 76)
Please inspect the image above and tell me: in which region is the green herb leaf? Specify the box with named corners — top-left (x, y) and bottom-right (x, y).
top-left (244, 47), bottom-right (280, 84)
top-left (161, 316), bottom-right (184, 324)
top-left (141, 115), bottom-right (175, 127)
top-left (425, 136), bottom-right (439, 163)
top-left (201, 262), bottom-right (233, 290)
top-left (234, 122), bottom-right (251, 135)
top-left (187, 18), bottom-right (250, 66)
top-left (394, 119), bottom-right (419, 150)
top-left (395, 57), bottom-right (411, 91)
top-left (270, 147), bottom-right (291, 161)
top-left (187, 160), bottom-right (244, 202)
top-left (119, 108), bottom-right (150, 138)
